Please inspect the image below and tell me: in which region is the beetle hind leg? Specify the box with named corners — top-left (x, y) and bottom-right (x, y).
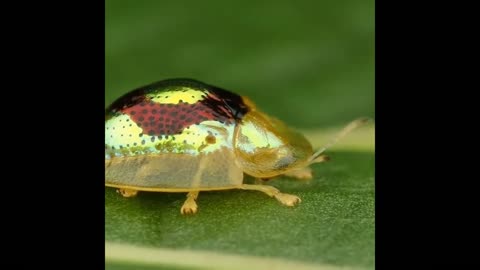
top-left (181, 191), bottom-right (199, 215)
top-left (117, 188), bottom-right (138, 198)
top-left (240, 184), bottom-right (301, 207)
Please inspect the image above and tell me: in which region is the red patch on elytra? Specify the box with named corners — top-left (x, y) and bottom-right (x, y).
top-left (122, 100), bottom-right (234, 136)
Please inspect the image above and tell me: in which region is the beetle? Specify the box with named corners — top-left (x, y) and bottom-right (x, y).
top-left (105, 78), bottom-right (366, 214)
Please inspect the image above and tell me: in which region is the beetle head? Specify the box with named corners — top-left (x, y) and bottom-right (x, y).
top-left (233, 97), bottom-right (370, 179)
top-left (233, 109), bottom-right (314, 178)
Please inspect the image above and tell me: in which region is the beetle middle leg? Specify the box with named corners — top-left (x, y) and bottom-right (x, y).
top-left (181, 191), bottom-right (199, 215)
top-left (239, 184), bottom-right (301, 206)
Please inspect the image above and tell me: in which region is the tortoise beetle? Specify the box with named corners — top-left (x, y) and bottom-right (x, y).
top-left (105, 78), bottom-right (366, 214)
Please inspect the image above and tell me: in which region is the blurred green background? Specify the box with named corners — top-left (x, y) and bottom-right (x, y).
top-left (105, 0), bottom-right (374, 128)
top-left (106, 0), bottom-right (374, 269)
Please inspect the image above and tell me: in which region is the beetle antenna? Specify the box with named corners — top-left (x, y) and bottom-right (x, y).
top-left (309, 117), bottom-right (371, 163)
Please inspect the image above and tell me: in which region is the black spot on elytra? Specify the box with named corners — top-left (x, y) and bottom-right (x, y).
top-left (148, 116), bottom-right (155, 121)
top-left (138, 116), bottom-right (144, 121)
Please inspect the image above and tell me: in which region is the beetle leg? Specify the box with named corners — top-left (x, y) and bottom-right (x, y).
top-left (181, 191), bottom-right (199, 215)
top-left (117, 188), bottom-right (138, 198)
top-left (239, 184), bottom-right (301, 206)
top-left (283, 155), bottom-right (329, 180)
top-left (310, 154), bottom-right (330, 164)
top-left (283, 167), bottom-right (313, 180)
top-left (254, 177), bottom-right (271, 184)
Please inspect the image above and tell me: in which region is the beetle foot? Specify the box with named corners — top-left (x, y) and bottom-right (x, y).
top-left (117, 188), bottom-right (138, 198)
top-left (239, 184), bottom-right (301, 207)
top-left (274, 193), bottom-right (301, 206)
top-left (181, 191), bottom-right (199, 215)
top-left (181, 201), bottom-right (198, 215)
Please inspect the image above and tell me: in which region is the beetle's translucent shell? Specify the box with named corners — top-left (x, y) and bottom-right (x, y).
top-left (105, 79), bottom-right (250, 191)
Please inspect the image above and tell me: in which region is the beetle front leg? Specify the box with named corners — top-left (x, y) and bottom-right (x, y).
top-left (283, 167), bottom-right (313, 180)
top-left (283, 155), bottom-right (330, 180)
top-left (239, 184), bottom-right (301, 206)
top-left (181, 191), bottom-right (199, 215)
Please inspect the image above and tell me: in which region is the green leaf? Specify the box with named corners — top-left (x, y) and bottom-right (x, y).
top-left (105, 125), bottom-right (375, 270)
